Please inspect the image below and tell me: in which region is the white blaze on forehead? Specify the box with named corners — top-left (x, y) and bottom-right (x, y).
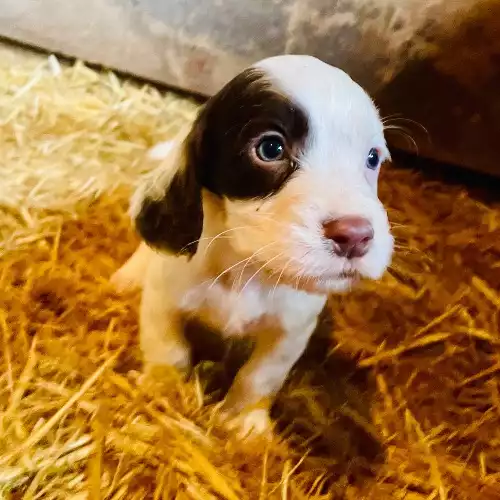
top-left (253, 55), bottom-right (387, 167)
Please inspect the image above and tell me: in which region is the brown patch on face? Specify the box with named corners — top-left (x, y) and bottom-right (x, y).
top-left (134, 67), bottom-right (309, 257)
top-left (187, 67), bottom-right (310, 199)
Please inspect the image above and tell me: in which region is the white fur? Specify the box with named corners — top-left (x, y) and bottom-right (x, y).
top-left (225, 55), bottom-right (393, 291)
top-left (113, 55), bottom-right (393, 439)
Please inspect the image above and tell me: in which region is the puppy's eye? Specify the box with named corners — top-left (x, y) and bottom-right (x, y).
top-left (366, 148), bottom-right (380, 170)
top-left (256, 135), bottom-right (285, 162)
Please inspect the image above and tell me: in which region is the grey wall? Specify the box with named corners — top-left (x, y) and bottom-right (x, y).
top-left (1, 0), bottom-right (499, 176)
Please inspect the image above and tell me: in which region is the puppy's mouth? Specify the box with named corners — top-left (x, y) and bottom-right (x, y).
top-left (307, 267), bottom-right (361, 282)
top-left (335, 270), bottom-right (360, 280)
top-left (313, 270), bottom-right (362, 291)
top-left (261, 265), bottom-right (362, 293)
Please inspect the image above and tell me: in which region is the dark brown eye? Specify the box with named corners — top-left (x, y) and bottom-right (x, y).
top-left (256, 135), bottom-right (285, 162)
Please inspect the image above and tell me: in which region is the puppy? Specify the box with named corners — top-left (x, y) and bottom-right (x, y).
top-left (112, 55), bottom-right (393, 439)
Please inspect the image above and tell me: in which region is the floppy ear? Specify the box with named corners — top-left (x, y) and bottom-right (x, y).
top-left (131, 131), bottom-right (204, 257)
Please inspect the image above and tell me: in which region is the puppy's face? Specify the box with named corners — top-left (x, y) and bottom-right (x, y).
top-left (135, 55), bottom-right (393, 293)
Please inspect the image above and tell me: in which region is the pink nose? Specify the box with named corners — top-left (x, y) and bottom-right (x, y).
top-left (323, 216), bottom-right (374, 258)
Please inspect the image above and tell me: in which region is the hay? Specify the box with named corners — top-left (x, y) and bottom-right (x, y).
top-left (1, 44), bottom-right (500, 499)
top-left (0, 44), bottom-right (198, 257)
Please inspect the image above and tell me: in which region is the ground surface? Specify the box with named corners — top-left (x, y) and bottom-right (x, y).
top-left (1, 43), bottom-right (500, 500)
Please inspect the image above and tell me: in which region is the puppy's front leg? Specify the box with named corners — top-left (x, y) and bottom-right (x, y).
top-left (111, 242), bottom-right (151, 292)
top-left (140, 262), bottom-right (191, 375)
top-left (221, 317), bottom-right (318, 439)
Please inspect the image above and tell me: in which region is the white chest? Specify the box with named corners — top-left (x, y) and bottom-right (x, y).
top-left (153, 242), bottom-right (326, 340)
top-left (178, 279), bottom-right (270, 337)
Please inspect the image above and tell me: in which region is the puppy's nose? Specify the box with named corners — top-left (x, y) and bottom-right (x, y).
top-left (323, 216), bottom-right (374, 258)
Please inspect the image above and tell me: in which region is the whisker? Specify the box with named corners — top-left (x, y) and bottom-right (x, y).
top-left (208, 241), bottom-right (279, 291)
top-left (294, 269), bottom-right (306, 291)
top-left (182, 223), bottom-right (281, 258)
top-left (238, 252), bottom-right (286, 299)
top-left (208, 255), bottom-right (255, 290)
top-left (382, 113), bottom-right (401, 124)
top-left (384, 125), bottom-right (419, 154)
top-left (383, 116), bottom-right (430, 138)
top-left (180, 227), bottom-right (251, 254)
top-left (203, 226), bottom-right (254, 256)
top-left (194, 215), bottom-right (296, 259)
top-left (232, 241), bottom-right (281, 291)
top-left (252, 212), bottom-right (301, 229)
top-left (273, 248), bottom-right (315, 295)
top-left (179, 235), bottom-right (225, 253)
top-left (269, 257), bottom-right (295, 301)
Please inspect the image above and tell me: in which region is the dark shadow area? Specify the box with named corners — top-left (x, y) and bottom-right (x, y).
top-left (273, 309), bottom-right (383, 480)
top-left (390, 149), bottom-right (500, 204)
top-left (185, 307), bottom-right (384, 487)
top-left (376, 2), bottom-right (500, 179)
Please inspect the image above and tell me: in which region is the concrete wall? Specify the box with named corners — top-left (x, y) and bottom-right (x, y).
top-left (1, 0), bottom-right (499, 176)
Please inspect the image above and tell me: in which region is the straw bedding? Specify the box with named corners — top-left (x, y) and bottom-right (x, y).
top-left (1, 46), bottom-right (500, 500)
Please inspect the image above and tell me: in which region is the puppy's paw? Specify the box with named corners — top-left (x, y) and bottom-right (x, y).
top-left (143, 342), bottom-right (192, 376)
top-left (221, 408), bottom-right (273, 441)
top-left (137, 365), bottom-right (185, 391)
top-left (110, 266), bottom-right (142, 293)
top-left (137, 359), bottom-right (191, 394)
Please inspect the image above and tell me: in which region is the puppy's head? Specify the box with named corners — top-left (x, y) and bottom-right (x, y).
top-left (133, 55), bottom-right (393, 293)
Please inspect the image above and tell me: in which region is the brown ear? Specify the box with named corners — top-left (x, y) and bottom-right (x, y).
top-left (133, 138), bottom-right (204, 257)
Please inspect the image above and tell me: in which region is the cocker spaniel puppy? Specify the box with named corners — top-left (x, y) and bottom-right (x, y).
top-left (112, 55), bottom-right (393, 439)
